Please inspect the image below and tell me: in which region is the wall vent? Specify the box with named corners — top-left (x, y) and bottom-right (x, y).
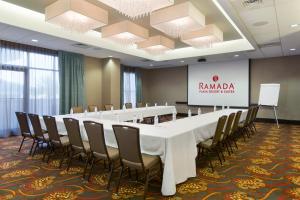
top-left (140, 59), bottom-right (152, 62)
top-left (258, 42), bottom-right (281, 48)
top-left (243, 0), bottom-right (262, 7)
top-left (71, 43), bottom-right (90, 49)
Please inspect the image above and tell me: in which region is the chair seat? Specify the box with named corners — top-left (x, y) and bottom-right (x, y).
top-left (220, 134), bottom-right (224, 141)
top-left (238, 121), bottom-right (245, 127)
top-left (37, 133), bottom-right (49, 142)
top-left (83, 141), bottom-right (91, 152)
top-left (107, 146), bottom-right (119, 160)
top-left (23, 132), bottom-right (34, 138)
top-left (60, 136), bottom-right (70, 146)
top-left (198, 139), bottom-right (213, 149)
top-left (142, 154), bottom-right (160, 170)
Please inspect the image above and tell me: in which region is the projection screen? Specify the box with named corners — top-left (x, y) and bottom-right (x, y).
top-left (188, 60), bottom-right (249, 107)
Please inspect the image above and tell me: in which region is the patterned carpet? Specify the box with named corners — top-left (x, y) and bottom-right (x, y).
top-left (0, 122), bottom-right (300, 200)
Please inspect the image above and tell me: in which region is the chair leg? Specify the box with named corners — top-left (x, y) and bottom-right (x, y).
top-left (227, 140), bottom-right (234, 153)
top-left (106, 161), bottom-right (114, 190)
top-left (42, 142), bottom-right (50, 162)
top-left (143, 170), bottom-right (150, 200)
top-left (209, 158), bottom-right (214, 172)
top-left (67, 150), bottom-right (74, 171)
top-left (116, 165), bottom-right (124, 194)
top-left (232, 137), bottom-right (238, 149)
top-left (83, 154), bottom-right (91, 178)
top-left (18, 137), bottom-right (25, 152)
top-left (218, 145), bottom-right (225, 161)
top-left (224, 141), bottom-right (231, 156)
top-left (215, 149), bottom-right (223, 165)
top-left (88, 157), bottom-right (95, 181)
top-left (59, 147), bottom-right (67, 168)
top-left (29, 139), bottom-right (36, 155)
top-left (128, 167), bottom-right (132, 179)
top-left (47, 145), bottom-right (55, 163)
top-left (253, 123), bottom-right (257, 132)
top-left (32, 141), bottom-right (39, 157)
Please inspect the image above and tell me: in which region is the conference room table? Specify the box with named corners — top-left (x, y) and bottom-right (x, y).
top-left (72, 105), bottom-right (176, 122)
top-left (42, 107), bottom-right (247, 196)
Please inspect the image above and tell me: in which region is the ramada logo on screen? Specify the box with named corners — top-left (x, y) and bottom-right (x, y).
top-left (212, 75), bottom-right (219, 82)
top-left (198, 75), bottom-right (235, 94)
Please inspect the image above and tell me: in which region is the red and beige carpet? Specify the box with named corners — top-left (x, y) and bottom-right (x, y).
top-left (0, 123), bottom-right (300, 199)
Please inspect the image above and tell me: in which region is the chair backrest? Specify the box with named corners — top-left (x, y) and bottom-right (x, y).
top-left (83, 121), bottom-right (109, 159)
top-left (43, 116), bottom-right (61, 142)
top-left (245, 107), bottom-right (254, 125)
top-left (104, 104), bottom-right (113, 111)
top-left (223, 113), bottom-right (236, 139)
top-left (63, 118), bottom-right (85, 151)
top-left (212, 115), bottom-right (227, 146)
top-left (231, 110), bottom-right (242, 133)
top-left (15, 112), bottom-right (31, 136)
top-left (251, 106), bottom-right (259, 122)
top-left (72, 106), bottom-right (84, 113)
top-left (28, 114), bottom-right (44, 138)
top-left (137, 102), bottom-right (143, 108)
top-left (88, 105), bottom-right (98, 112)
top-left (125, 103), bottom-right (132, 109)
top-left (112, 125), bottom-right (144, 169)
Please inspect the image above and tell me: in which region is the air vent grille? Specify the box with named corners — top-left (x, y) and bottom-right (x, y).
top-left (140, 59), bottom-right (152, 62)
top-left (243, 0), bottom-right (262, 6)
top-left (71, 43), bottom-right (90, 49)
top-left (258, 42), bottom-right (281, 48)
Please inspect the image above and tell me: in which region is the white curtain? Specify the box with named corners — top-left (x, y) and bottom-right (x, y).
top-left (0, 42), bottom-right (59, 137)
top-left (123, 71), bottom-right (136, 107)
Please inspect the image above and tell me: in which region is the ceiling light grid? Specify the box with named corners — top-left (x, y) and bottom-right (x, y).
top-left (45, 0), bottom-right (108, 33)
top-left (97, 0), bottom-right (174, 19)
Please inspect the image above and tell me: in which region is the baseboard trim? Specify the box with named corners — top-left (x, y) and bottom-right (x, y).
top-left (177, 114), bottom-right (300, 125)
top-left (255, 118), bottom-right (300, 125)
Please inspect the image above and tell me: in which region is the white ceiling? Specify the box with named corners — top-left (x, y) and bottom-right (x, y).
top-left (0, 0), bottom-right (299, 68)
top-left (230, 0), bottom-right (300, 58)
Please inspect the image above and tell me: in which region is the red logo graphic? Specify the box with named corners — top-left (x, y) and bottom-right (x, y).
top-left (198, 75), bottom-right (235, 94)
top-left (212, 75), bottom-right (219, 82)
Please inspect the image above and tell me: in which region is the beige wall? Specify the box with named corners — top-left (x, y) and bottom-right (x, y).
top-left (251, 56), bottom-right (300, 121)
top-left (141, 56), bottom-right (300, 121)
top-left (102, 58), bottom-right (121, 109)
top-left (84, 56), bottom-right (103, 107)
top-left (141, 66), bottom-right (187, 105)
top-left (83, 57), bottom-right (121, 110)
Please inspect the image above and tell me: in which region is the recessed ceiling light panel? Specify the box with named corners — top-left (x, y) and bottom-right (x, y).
top-left (150, 2), bottom-right (205, 38)
top-left (101, 20), bottom-right (149, 46)
top-left (97, 0), bottom-right (174, 19)
top-left (181, 24), bottom-right (223, 48)
top-left (137, 35), bottom-right (175, 55)
top-left (45, 0), bottom-right (108, 33)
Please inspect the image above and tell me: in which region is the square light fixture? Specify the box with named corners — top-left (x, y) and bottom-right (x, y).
top-left (97, 0), bottom-right (174, 19)
top-left (150, 2), bottom-right (205, 38)
top-left (45, 0), bottom-right (108, 33)
top-left (101, 20), bottom-right (149, 46)
top-left (181, 24), bottom-right (223, 48)
top-left (137, 35), bottom-right (175, 55)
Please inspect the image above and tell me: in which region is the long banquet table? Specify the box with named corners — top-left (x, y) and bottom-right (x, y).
top-left (72, 106), bottom-right (176, 122)
top-left (41, 107), bottom-right (247, 196)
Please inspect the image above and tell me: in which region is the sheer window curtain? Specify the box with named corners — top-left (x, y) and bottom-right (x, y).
top-left (123, 71), bottom-right (136, 107)
top-left (0, 41), bottom-right (59, 138)
top-left (121, 66), bottom-right (143, 107)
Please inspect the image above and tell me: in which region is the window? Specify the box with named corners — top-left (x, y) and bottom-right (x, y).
top-left (123, 70), bottom-right (136, 107)
top-left (0, 41), bottom-right (59, 137)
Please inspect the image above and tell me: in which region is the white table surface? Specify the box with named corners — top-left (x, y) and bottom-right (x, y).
top-left (41, 108), bottom-right (247, 196)
top-left (65, 106), bottom-right (176, 122)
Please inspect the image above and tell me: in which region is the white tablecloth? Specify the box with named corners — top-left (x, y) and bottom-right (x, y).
top-left (41, 108), bottom-right (247, 196)
top-left (65, 106), bottom-right (176, 122)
